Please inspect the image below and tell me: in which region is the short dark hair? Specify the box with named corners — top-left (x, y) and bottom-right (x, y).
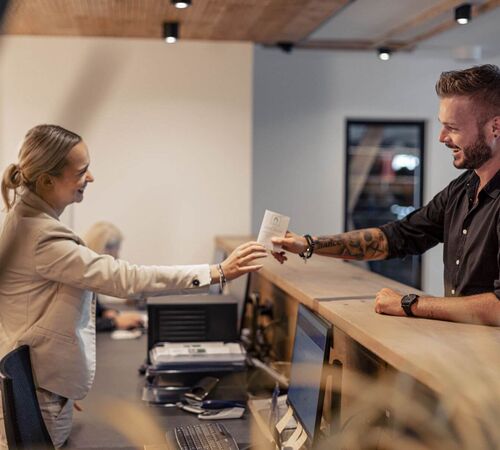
top-left (435, 64), bottom-right (500, 123)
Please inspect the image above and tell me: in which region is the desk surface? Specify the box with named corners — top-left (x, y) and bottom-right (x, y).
top-left (319, 298), bottom-right (500, 399)
top-left (67, 333), bottom-right (250, 450)
top-left (215, 236), bottom-right (424, 307)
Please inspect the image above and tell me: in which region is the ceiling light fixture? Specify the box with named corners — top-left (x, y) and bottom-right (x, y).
top-left (455, 3), bottom-right (471, 25)
top-left (171, 0), bottom-right (191, 8)
top-left (277, 42), bottom-right (294, 54)
top-left (377, 47), bottom-right (391, 61)
top-left (163, 22), bottom-right (179, 44)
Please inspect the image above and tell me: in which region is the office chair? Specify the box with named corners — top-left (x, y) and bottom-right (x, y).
top-left (0, 345), bottom-right (54, 450)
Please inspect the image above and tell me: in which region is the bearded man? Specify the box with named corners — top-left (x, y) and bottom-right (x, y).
top-left (273, 64), bottom-right (500, 326)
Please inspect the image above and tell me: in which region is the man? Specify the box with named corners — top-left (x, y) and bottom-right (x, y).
top-left (273, 64), bottom-right (500, 327)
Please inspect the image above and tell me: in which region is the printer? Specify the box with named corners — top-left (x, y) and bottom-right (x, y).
top-left (143, 294), bottom-right (248, 404)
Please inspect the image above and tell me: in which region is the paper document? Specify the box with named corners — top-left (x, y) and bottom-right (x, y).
top-left (257, 210), bottom-right (290, 252)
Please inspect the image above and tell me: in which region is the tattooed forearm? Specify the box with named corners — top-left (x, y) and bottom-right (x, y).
top-left (314, 228), bottom-right (388, 261)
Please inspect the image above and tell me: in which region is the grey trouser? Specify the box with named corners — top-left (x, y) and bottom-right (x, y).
top-left (0, 387), bottom-right (74, 449)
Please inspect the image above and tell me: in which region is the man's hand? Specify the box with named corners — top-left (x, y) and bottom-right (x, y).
top-left (374, 288), bottom-right (405, 316)
top-left (271, 231), bottom-right (308, 264)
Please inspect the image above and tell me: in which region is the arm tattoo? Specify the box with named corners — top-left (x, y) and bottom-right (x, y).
top-left (314, 228), bottom-right (388, 261)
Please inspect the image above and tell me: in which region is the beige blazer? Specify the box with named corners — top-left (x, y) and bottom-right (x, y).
top-left (0, 190), bottom-right (210, 399)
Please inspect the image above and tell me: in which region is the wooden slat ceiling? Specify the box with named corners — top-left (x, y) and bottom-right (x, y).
top-left (1, 0), bottom-right (500, 51)
top-left (1, 0), bottom-right (351, 44)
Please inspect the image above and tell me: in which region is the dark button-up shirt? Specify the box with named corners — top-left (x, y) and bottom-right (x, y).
top-left (380, 169), bottom-right (500, 299)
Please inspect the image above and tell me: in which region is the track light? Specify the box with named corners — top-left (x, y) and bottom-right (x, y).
top-left (171, 0), bottom-right (191, 8)
top-left (377, 47), bottom-right (391, 61)
top-left (163, 22), bottom-right (179, 44)
top-left (455, 3), bottom-right (471, 25)
top-left (277, 42), bottom-right (294, 54)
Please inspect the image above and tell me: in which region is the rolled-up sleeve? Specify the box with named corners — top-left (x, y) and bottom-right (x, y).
top-left (379, 188), bottom-right (448, 259)
top-left (34, 225), bottom-right (211, 299)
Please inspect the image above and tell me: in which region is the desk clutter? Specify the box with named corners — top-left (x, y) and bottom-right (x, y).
top-left (139, 291), bottom-right (335, 450)
top-left (140, 295), bottom-right (249, 449)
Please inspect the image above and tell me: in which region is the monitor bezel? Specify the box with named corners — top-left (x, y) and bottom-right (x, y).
top-left (285, 304), bottom-right (332, 445)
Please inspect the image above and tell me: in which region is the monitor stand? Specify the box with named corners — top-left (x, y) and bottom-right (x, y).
top-left (275, 405), bottom-right (308, 449)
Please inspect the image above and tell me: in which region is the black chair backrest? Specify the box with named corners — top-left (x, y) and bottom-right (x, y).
top-left (0, 345), bottom-right (54, 450)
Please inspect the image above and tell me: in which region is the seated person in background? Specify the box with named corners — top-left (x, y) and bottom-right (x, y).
top-left (84, 221), bottom-right (144, 331)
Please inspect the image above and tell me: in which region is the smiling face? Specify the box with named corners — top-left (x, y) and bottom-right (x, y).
top-left (438, 96), bottom-right (493, 170)
top-left (47, 141), bottom-right (94, 213)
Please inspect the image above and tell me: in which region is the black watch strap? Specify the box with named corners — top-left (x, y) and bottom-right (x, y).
top-left (401, 294), bottom-right (419, 317)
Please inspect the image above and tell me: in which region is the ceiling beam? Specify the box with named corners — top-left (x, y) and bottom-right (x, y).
top-left (294, 1), bottom-right (500, 54)
top-left (370, 0), bottom-right (465, 49)
top-left (295, 39), bottom-right (409, 51)
top-left (400, 0), bottom-right (500, 50)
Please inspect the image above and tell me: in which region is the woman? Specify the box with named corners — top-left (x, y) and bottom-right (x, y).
top-left (84, 221), bottom-right (143, 331)
top-left (0, 124), bottom-right (266, 448)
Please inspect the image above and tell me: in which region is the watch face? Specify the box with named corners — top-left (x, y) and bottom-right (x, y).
top-left (403, 294), bottom-right (416, 304)
top-left (402, 294), bottom-right (418, 316)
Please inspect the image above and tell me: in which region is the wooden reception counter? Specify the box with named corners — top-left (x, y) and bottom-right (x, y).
top-left (216, 235), bottom-right (500, 445)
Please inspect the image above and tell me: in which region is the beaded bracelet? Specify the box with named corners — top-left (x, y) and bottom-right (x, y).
top-left (298, 234), bottom-right (315, 263)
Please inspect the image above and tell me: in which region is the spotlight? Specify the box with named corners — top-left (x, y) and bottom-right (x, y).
top-left (455, 3), bottom-right (471, 25)
top-left (171, 0), bottom-right (191, 8)
top-left (163, 22), bottom-right (179, 44)
top-left (277, 42), bottom-right (294, 54)
top-left (377, 47), bottom-right (391, 61)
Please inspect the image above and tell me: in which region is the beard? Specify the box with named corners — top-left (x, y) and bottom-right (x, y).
top-left (450, 132), bottom-right (492, 169)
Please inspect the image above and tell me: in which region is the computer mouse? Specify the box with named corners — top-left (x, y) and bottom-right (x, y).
top-left (198, 407), bottom-right (245, 420)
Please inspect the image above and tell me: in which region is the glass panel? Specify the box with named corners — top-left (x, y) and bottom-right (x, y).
top-left (345, 120), bottom-right (425, 289)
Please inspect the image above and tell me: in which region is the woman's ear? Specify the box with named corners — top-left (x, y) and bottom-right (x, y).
top-left (37, 173), bottom-right (54, 192)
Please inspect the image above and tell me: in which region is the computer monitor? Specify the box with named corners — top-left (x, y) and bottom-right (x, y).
top-left (287, 304), bottom-right (332, 445)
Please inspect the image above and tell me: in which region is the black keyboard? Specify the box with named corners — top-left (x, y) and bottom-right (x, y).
top-left (167, 422), bottom-right (240, 450)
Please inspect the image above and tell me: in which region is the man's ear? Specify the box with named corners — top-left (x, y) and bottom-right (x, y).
top-left (492, 116), bottom-right (500, 138)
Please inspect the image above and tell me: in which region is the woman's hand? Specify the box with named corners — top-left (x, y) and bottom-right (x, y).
top-left (114, 312), bottom-right (144, 330)
top-left (219, 241), bottom-right (268, 280)
top-left (271, 231), bottom-right (308, 264)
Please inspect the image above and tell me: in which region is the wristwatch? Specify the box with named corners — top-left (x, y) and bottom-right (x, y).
top-left (401, 294), bottom-right (419, 317)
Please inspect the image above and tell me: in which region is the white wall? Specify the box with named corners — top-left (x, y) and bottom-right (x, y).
top-left (252, 48), bottom-right (500, 295)
top-left (0, 36), bottom-right (253, 266)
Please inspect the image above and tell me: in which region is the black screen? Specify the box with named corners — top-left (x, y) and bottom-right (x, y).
top-left (287, 304), bottom-right (331, 442)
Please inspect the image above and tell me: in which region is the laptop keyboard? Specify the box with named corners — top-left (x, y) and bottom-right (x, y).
top-left (168, 422), bottom-right (240, 450)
